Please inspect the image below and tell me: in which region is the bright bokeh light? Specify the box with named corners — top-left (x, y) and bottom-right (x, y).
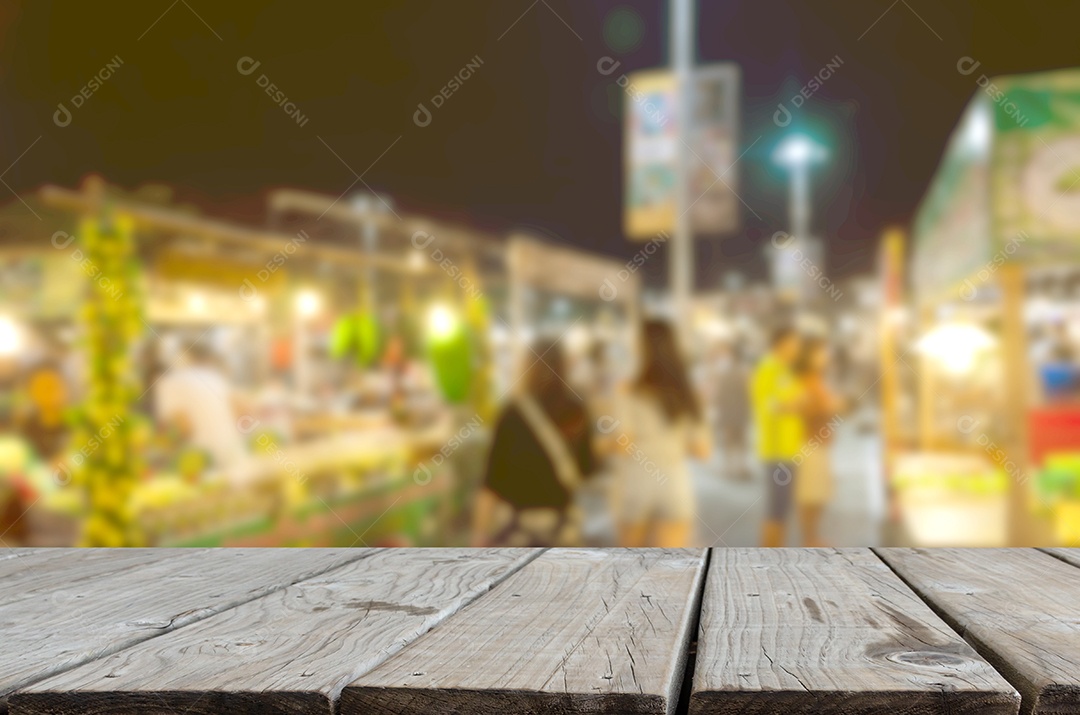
top-left (427, 304), bottom-right (460, 342)
top-left (916, 322), bottom-right (997, 375)
top-left (0, 316), bottom-right (21, 357)
top-left (187, 292), bottom-right (207, 314)
top-left (295, 289), bottom-right (322, 318)
top-left (774, 134), bottom-right (828, 168)
top-left (959, 99), bottom-right (992, 157)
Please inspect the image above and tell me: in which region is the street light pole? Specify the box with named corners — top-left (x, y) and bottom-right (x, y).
top-left (670, 0), bottom-right (694, 337)
top-left (774, 134), bottom-right (827, 301)
top-left (790, 161), bottom-right (810, 247)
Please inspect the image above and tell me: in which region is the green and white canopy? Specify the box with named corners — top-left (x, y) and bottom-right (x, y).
top-left (913, 68), bottom-right (1080, 304)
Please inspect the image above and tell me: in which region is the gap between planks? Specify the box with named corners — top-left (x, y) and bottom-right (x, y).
top-left (672, 547), bottom-right (713, 715)
top-left (343, 548), bottom-right (708, 715)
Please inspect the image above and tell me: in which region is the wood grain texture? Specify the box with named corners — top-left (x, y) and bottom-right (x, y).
top-left (691, 548), bottom-right (1019, 715)
top-left (0, 548), bottom-right (44, 562)
top-left (877, 548), bottom-right (1080, 715)
top-left (1041, 548), bottom-right (1080, 569)
top-left (342, 548), bottom-right (707, 715)
top-left (0, 548), bottom-right (203, 608)
top-left (10, 549), bottom-right (538, 715)
top-left (0, 548), bottom-right (367, 702)
top-left (0, 548), bottom-right (160, 581)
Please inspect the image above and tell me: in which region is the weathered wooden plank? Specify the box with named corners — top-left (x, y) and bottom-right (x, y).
top-left (1041, 547), bottom-right (1080, 570)
top-left (878, 548), bottom-right (1080, 715)
top-left (0, 547), bottom-right (44, 563)
top-left (0, 548), bottom-right (134, 579)
top-left (0, 548), bottom-right (203, 607)
top-left (10, 549), bottom-right (538, 715)
top-left (0, 548), bottom-right (367, 702)
top-left (342, 548), bottom-right (707, 715)
top-left (691, 548), bottom-right (1019, 715)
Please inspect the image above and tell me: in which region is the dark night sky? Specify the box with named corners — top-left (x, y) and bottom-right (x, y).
top-left (1, 1), bottom-right (1078, 288)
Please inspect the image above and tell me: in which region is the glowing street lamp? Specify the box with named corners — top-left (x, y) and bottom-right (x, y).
top-left (774, 134), bottom-right (828, 170)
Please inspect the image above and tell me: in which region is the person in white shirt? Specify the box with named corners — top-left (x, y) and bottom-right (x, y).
top-left (155, 341), bottom-right (246, 471)
top-left (610, 321), bottom-right (710, 547)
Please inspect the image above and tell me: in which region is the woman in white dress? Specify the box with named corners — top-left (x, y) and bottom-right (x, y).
top-left (611, 321), bottom-right (710, 547)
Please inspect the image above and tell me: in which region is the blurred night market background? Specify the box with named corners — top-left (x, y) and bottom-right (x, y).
top-left (2, 0), bottom-right (1080, 547)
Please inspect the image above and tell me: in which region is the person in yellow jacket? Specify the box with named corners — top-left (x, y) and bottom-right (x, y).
top-left (750, 326), bottom-right (804, 547)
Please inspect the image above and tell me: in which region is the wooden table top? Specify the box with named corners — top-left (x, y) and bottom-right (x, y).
top-left (1, 547), bottom-right (1077, 714)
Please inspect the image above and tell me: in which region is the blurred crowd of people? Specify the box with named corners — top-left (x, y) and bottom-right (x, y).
top-left (472, 319), bottom-right (848, 548)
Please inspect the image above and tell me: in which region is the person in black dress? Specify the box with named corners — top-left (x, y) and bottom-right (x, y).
top-left (472, 339), bottom-right (595, 546)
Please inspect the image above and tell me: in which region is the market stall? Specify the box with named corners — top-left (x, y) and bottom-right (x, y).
top-left (907, 68), bottom-right (1080, 545)
top-left (0, 175), bottom-right (656, 547)
top-left (0, 177), bottom-right (500, 546)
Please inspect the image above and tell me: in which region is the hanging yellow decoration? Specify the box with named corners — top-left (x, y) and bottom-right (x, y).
top-left (72, 212), bottom-right (145, 547)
